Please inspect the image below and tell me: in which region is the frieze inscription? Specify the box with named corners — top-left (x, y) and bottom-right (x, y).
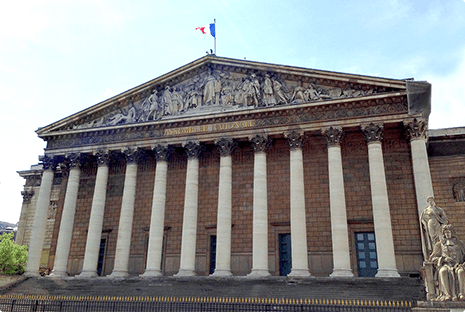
top-left (164, 120), bottom-right (255, 136)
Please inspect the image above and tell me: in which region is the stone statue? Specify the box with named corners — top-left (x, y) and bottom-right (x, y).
top-left (108, 107), bottom-right (136, 125)
top-left (429, 225), bottom-right (465, 301)
top-left (272, 79), bottom-right (288, 105)
top-left (421, 197), bottom-right (449, 259)
top-left (203, 69), bottom-right (217, 106)
top-left (162, 86), bottom-right (174, 115)
top-left (291, 82), bottom-right (306, 103)
top-left (262, 74), bottom-right (276, 106)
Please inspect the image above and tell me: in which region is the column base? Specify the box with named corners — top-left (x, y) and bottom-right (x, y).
top-left (48, 270), bottom-right (69, 278)
top-left (75, 270), bottom-right (99, 279)
top-left (375, 268), bottom-right (401, 278)
top-left (23, 271), bottom-right (40, 278)
top-left (140, 270), bottom-right (163, 277)
top-left (107, 270), bottom-right (129, 279)
top-left (211, 269), bottom-right (232, 277)
top-left (330, 268), bottom-right (354, 278)
top-left (175, 269), bottom-right (196, 277)
top-left (247, 269), bottom-right (271, 277)
top-left (288, 269), bottom-right (312, 277)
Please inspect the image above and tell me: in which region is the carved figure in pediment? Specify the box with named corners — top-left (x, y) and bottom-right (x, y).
top-left (108, 106), bottom-right (136, 125)
top-left (162, 86), bottom-right (175, 115)
top-left (304, 84), bottom-right (320, 101)
top-left (421, 196), bottom-right (449, 259)
top-left (272, 79), bottom-right (288, 105)
top-left (235, 73), bottom-right (260, 107)
top-left (203, 69), bottom-right (217, 106)
top-left (221, 84), bottom-right (234, 106)
top-left (429, 225), bottom-right (465, 301)
top-left (262, 74), bottom-right (277, 106)
top-left (291, 82), bottom-right (306, 104)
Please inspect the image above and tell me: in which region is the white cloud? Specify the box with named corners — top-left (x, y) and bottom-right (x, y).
top-left (427, 48), bottom-right (465, 129)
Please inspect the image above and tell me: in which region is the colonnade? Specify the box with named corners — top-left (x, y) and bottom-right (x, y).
top-left (24, 120), bottom-right (432, 278)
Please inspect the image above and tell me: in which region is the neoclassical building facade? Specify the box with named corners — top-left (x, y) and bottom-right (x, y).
top-left (17, 55), bottom-right (465, 279)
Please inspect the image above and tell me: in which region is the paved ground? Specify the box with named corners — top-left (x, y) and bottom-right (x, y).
top-left (1, 276), bottom-right (425, 302)
top-left (0, 275), bottom-right (25, 289)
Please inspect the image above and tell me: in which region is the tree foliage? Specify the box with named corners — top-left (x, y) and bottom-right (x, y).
top-left (0, 233), bottom-right (28, 275)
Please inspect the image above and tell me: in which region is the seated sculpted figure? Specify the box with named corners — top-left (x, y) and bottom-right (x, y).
top-left (421, 196), bottom-right (448, 259)
top-left (430, 224), bottom-right (465, 301)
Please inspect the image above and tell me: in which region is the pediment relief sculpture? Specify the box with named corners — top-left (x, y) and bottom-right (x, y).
top-left (70, 68), bottom-right (383, 131)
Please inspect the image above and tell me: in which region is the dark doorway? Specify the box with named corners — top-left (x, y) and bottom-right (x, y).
top-left (209, 235), bottom-right (217, 274)
top-left (97, 238), bottom-right (106, 276)
top-left (278, 233), bottom-right (292, 276)
top-left (355, 232), bottom-right (378, 277)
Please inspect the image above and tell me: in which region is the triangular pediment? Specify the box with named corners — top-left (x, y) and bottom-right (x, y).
top-left (37, 55), bottom-right (408, 137)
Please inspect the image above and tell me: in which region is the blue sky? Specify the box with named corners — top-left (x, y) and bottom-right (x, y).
top-left (1, 0), bottom-right (465, 223)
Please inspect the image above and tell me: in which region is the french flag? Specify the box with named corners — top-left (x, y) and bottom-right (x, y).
top-left (196, 23), bottom-right (216, 38)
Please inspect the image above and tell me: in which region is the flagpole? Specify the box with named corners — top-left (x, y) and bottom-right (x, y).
top-left (214, 18), bottom-right (217, 55)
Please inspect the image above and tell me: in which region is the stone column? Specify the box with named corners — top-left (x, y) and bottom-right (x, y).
top-left (50, 154), bottom-right (82, 278)
top-left (284, 131), bottom-right (311, 277)
top-left (16, 190), bottom-right (35, 245)
top-left (141, 145), bottom-right (171, 277)
top-left (322, 127), bottom-right (354, 277)
top-left (404, 118), bottom-right (434, 215)
top-left (109, 148), bottom-right (141, 278)
top-left (248, 134), bottom-right (271, 277)
top-left (176, 141), bottom-right (202, 276)
top-left (78, 151), bottom-right (110, 278)
top-left (211, 138), bottom-right (236, 276)
top-left (24, 156), bottom-right (55, 277)
top-left (362, 123), bottom-right (400, 278)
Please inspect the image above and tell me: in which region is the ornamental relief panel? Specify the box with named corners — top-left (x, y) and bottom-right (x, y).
top-left (46, 96), bottom-right (407, 150)
top-left (69, 68), bottom-right (390, 131)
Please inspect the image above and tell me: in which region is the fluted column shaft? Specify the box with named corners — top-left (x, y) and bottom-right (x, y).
top-left (362, 123), bottom-right (400, 278)
top-left (109, 148), bottom-right (140, 278)
top-left (285, 131), bottom-right (311, 277)
top-left (24, 156), bottom-right (55, 276)
top-left (78, 151), bottom-right (110, 278)
top-left (142, 145), bottom-right (170, 277)
top-left (322, 127), bottom-right (353, 277)
top-left (248, 134), bottom-right (271, 276)
top-left (212, 138), bottom-right (236, 276)
top-left (50, 154), bottom-right (81, 277)
top-left (176, 142), bottom-right (202, 276)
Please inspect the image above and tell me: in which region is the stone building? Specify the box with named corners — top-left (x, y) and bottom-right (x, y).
top-left (16, 55), bottom-right (465, 280)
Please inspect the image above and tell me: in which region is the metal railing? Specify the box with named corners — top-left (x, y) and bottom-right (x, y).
top-left (0, 295), bottom-right (414, 312)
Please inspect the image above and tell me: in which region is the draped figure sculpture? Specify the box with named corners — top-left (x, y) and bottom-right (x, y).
top-left (421, 196), bottom-right (448, 259)
top-left (430, 225), bottom-right (465, 301)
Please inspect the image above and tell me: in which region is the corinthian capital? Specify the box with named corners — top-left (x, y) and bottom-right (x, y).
top-left (284, 131), bottom-right (305, 150)
top-left (248, 134), bottom-right (270, 153)
top-left (361, 123), bottom-right (384, 143)
top-left (152, 144), bottom-right (171, 161)
top-left (321, 126), bottom-right (344, 147)
top-left (66, 153), bottom-right (81, 169)
top-left (404, 118), bottom-right (428, 141)
top-left (182, 141), bottom-right (203, 159)
top-left (122, 147), bottom-right (144, 164)
top-left (215, 138), bottom-right (237, 157)
top-left (94, 150), bottom-right (110, 167)
top-left (39, 155), bottom-right (55, 171)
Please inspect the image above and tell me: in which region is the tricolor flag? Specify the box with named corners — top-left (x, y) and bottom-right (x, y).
top-left (196, 23), bottom-right (216, 38)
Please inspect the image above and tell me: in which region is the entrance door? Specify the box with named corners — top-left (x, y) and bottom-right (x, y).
top-left (97, 238), bottom-right (106, 276)
top-left (355, 232), bottom-right (378, 277)
top-left (209, 235), bottom-right (217, 275)
top-left (278, 233), bottom-right (292, 276)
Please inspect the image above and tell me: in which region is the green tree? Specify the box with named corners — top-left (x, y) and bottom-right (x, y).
top-left (0, 233), bottom-right (28, 275)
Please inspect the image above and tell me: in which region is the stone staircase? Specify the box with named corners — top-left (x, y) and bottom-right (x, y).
top-left (2, 276), bottom-right (424, 302)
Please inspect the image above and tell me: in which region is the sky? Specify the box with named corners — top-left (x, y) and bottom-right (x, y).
top-left (1, 0), bottom-right (465, 224)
